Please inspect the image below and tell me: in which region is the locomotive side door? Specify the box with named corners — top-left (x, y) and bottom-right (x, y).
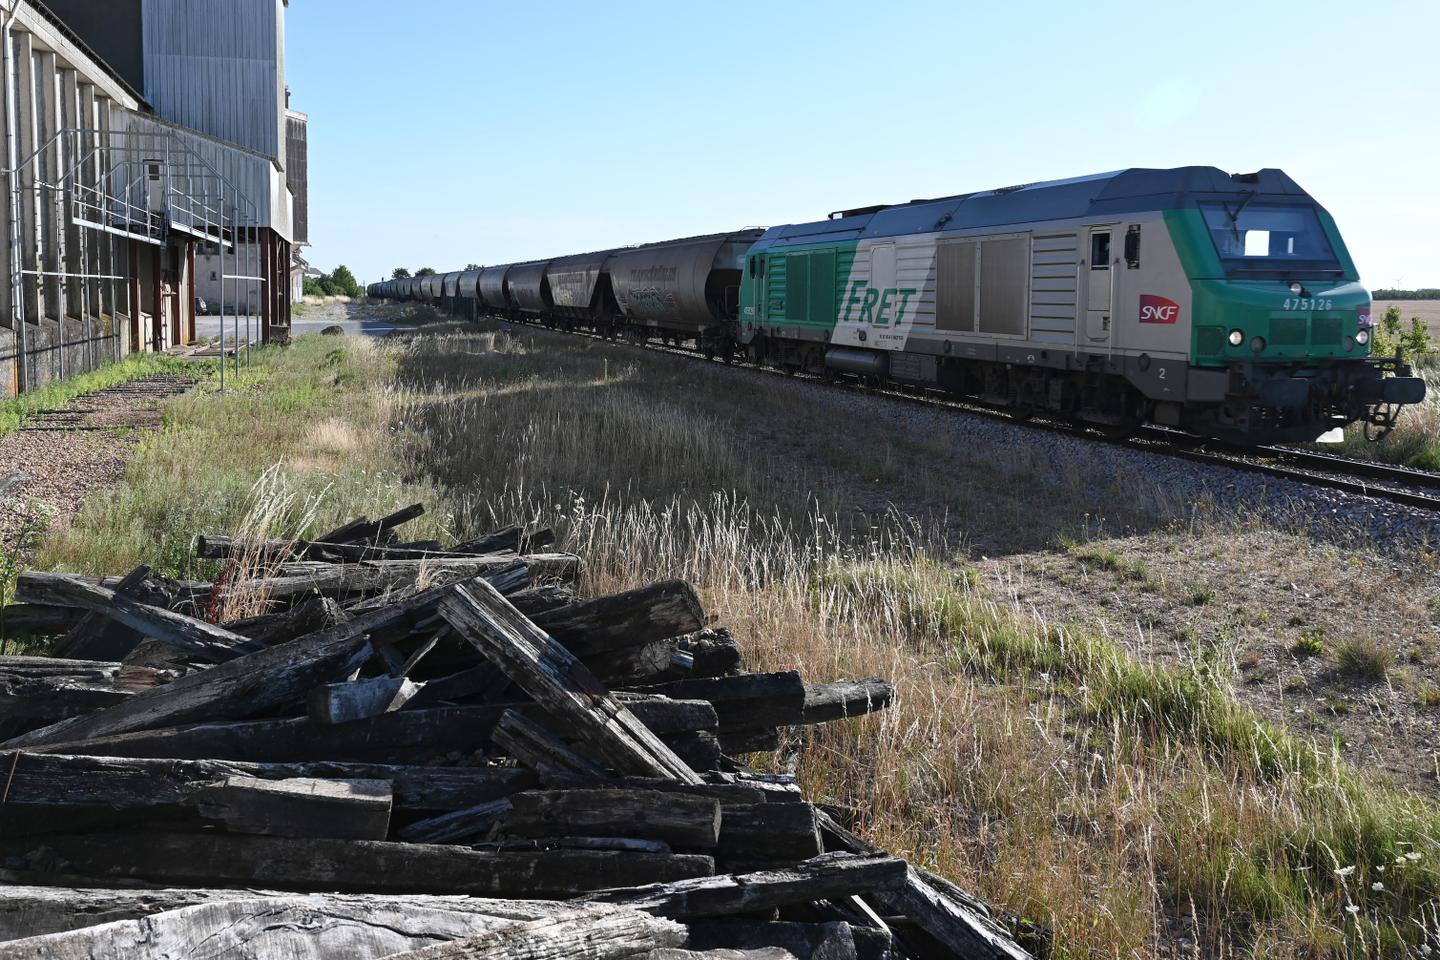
top-left (1085, 228), bottom-right (1113, 343)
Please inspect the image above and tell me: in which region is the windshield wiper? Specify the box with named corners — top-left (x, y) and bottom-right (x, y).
top-left (1222, 190), bottom-right (1258, 241)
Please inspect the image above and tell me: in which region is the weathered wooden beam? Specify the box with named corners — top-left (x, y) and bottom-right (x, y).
top-left (189, 775), bottom-right (393, 840)
top-left (0, 885), bottom-right (570, 943)
top-left (667, 628), bottom-right (744, 681)
top-left (454, 525), bottom-right (556, 556)
top-left (242, 555), bottom-right (541, 600)
top-left (309, 675), bottom-right (423, 725)
top-left (377, 904), bottom-right (687, 960)
top-left (504, 789), bottom-right (722, 848)
top-left (799, 680), bottom-right (895, 725)
top-left (223, 595), bottom-right (347, 646)
top-left (0, 752), bottom-right (534, 813)
top-left (0, 626), bottom-right (372, 749)
top-left (0, 602), bottom-right (78, 636)
top-left (491, 709), bottom-right (611, 787)
top-left (31, 695), bottom-right (717, 766)
top-left (50, 564), bottom-right (150, 660)
top-left (475, 838), bottom-right (673, 855)
top-left (0, 656), bottom-right (171, 682)
top-left (718, 728), bottom-right (780, 756)
top-left (532, 580), bottom-right (705, 655)
top-left (0, 662), bottom-right (172, 725)
top-left (14, 572), bottom-right (264, 663)
top-left (2, 832), bottom-right (715, 897)
top-left (661, 731), bottom-right (723, 772)
top-left (637, 672), bottom-right (806, 731)
top-left (715, 803), bottom-right (822, 867)
top-left (508, 585), bottom-right (577, 616)
top-left (622, 697), bottom-right (718, 736)
top-left (315, 503), bottom-right (426, 546)
top-left (686, 920), bottom-right (859, 960)
top-left (586, 640), bottom-right (679, 686)
top-left (395, 629), bottom-right (445, 677)
top-left (0, 896), bottom-right (581, 960)
top-left (591, 646), bottom-right (677, 690)
top-left (815, 811), bottom-right (1034, 960)
top-left (399, 797), bottom-right (513, 845)
top-left (440, 578), bottom-right (702, 784)
top-left (196, 534), bottom-right (489, 565)
top-left (583, 852), bottom-right (907, 920)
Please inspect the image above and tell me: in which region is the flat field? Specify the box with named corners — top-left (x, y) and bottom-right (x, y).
top-left (14, 310), bottom-right (1440, 960)
top-left (1374, 300), bottom-right (1440, 335)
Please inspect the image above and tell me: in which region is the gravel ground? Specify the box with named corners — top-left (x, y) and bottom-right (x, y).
top-left (0, 376), bottom-right (194, 565)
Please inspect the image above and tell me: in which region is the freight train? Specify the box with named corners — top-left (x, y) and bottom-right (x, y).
top-left (371, 167), bottom-right (1426, 444)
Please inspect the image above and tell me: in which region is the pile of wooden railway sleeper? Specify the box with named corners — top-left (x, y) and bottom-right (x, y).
top-left (0, 504), bottom-right (1043, 959)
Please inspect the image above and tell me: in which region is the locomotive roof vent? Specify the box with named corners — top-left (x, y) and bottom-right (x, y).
top-left (830, 204), bottom-right (889, 220)
top-left (1230, 171), bottom-right (1261, 183)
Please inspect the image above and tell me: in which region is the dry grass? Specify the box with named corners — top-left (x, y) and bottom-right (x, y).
top-left (32, 325), bottom-right (1440, 958)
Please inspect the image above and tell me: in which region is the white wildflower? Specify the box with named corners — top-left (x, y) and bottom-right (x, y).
top-left (1371, 881), bottom-right (1384, 891)
top-left (1335, 866), bottom-right (1356, 877)
top-left (1345, 903), bottom-right (1360, 915)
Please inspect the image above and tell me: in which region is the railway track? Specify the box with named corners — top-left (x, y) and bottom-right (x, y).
top-left (497, 315), bottom-right (1440, 514)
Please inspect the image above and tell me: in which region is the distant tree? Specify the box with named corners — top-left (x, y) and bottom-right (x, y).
top-left (391, 267), bottom-right (411, 280)
top-left (415, 267), bottom-right (436, 277)
top-left (464, 263), bottom-right (482, 271)
top-left (302, 276), bottom-right (324, 297)
top-left (330, 264), bottom-right (360, 297)
top-left (1373, 288), bottom-right (1440, 300)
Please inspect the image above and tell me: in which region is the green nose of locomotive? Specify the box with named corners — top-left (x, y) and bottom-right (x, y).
top-left (1167, 191), bottom-right (1425, 442)
top-left (1190, 278), bottom-right (1375, 364)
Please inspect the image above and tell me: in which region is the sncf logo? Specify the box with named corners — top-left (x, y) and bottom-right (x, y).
top-left (1139, 294), bottom-right (1181, 324)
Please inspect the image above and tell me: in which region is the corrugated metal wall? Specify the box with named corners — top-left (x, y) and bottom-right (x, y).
top-left (285, 113), bottom-right (308, 245)
top-left (141, 0), bottom-right (285, 164)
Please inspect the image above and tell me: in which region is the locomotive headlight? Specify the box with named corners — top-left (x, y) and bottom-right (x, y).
top-left (1355, 328), bottom-right (1371, 346)
top-left (1228, 329), bottom-right (1245, 347)
top-left (1289, 282), bottom-right (1303, 295)
top-left (1250, 336), bottom-right (1267, 353)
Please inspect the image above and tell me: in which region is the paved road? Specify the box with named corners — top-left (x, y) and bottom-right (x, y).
top-left (195, 312), bottom-right (399, 341)
top-left (191, 306), bottom-right (406, 343)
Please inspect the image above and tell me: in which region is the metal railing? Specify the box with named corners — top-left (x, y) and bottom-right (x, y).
top-left (7, 123), bottom-right (268, 392)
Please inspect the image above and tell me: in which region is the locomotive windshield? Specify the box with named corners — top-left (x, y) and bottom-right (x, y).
top-left (1199, 201), bottom-right (1340, 275)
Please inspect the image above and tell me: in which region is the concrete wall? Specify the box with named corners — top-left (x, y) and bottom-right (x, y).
top-left (0, 7), bottom-right (139, 395)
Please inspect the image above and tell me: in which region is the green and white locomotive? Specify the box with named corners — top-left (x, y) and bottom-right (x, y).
top-left (376, 166), bottom-right (1426, 445)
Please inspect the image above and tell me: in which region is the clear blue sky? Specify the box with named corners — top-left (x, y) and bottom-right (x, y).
top-left (287, 0), bottom-right (1439, 289)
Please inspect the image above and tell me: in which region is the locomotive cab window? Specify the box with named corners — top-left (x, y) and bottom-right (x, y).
top-left (1090, 232), bottom-right (1111, 269)
top-left (1199, 202), bottom-right (1340, 275)
top-left (748, 256), bottom-right (756, 278)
